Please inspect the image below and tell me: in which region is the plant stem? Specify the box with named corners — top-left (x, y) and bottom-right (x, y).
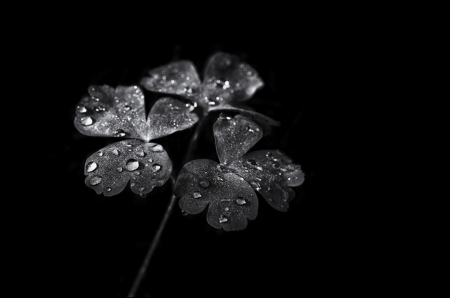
top-left (180, 115), bottom-right (208, 167)
top-left (128, 190), bottom-right (177, 297)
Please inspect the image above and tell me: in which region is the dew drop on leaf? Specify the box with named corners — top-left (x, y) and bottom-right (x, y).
top-left (219, 215), bottom-right (228, 223)
top-left (272, 162), bottom-right (280, 169)
top-left (124, 105), bottom-right (131, 111)
top-left (126, 159), bottom-right (139, 171)
top-left (236, 198), bottom-right (246, 205)
top-left (107, 187), bottom-right (111, 192)
top-left (199, 179), bottom-right (210, 188)
top-left (250, 181), bottom-right (261, 191)
top-left (136, 150), bottom-right (145, 157)
top-left (134, 171), bottom-right (140, 175)
top-left (81, 116), bottom-right (93, 126)
top-left (152, 164), bottom-right (161, 172)
top-left (112, 148), bottom-right (120, 156)
top-left (86, 162), bottom-right (98, 173)
top-left (90, 176), bottom-right (102, 185)
top-left (115, 129), bottom-right (126, 137)
top-left (98, 151), bottom-right (103, 157)
top-left (266, 152), bottom-right (274, 160)
top-left (139, 187), bottom-right (145, 192)
top-left (151, 144), bottom-right (164, 152)
top-left (193, 192), bottom-right (202, 199)
top-left (77, 106), bottom-right (87, 113)
top-left (148, 158), bottom-right (153, 163)
top-left (116, 167), bottom-right (123, 173)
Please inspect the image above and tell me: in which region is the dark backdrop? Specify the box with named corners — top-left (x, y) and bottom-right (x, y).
top-left (39, 32), bottom-right (378, 297)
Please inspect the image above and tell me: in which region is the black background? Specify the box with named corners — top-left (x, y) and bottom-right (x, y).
top-left (37, 27), bottom-right (384, 297)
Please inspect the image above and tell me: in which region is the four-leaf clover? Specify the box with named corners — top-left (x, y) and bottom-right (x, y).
top-left (74, 85), bottom-right (198, 196)
top-left (174, 114), bottom-right (305, 231)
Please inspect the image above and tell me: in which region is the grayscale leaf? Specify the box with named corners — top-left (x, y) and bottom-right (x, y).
top-left (174, 159), bottom-right (258, 231)
top-left (74, 85), bottom-right (148, 141)
top-left (147, 97), bottom-right (199, 141)
top-left (213, 114), bottom-right (262, 165)
top-left (227, 150), bottom-right (305, 212)
top-left (84, 140), bottom-right (172, 196)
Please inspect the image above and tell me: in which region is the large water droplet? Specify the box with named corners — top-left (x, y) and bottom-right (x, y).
top-left (136, 150), bottom-right (145, 157)
top-left (219, 215), bottom-right (228, 223)
top-left (112, 148), bottom-right (120, 156)
top-left (126, 159), bottom-right (139, 171)
top-left (236, 198), bottom-right (246, 205)
top-left (152, 164), bottom-right (161, 172)
top-left (81, 116), bottom-right (93, 126)
top-left (90, 176), bottom-right (102, 185)
top-left (199, 179), bottom-right (210, 188)
top-left (193, 192), bottom-right (202, 199)
top-left (151, 144), bottom-right (163, 152)
top-left (86, 162), bottom-right (98, 173)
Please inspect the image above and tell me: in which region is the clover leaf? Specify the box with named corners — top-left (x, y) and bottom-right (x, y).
top-left (74, 85), bottom-right (198, 196)
top-left (140, 52), bottom-right (279, 127)
top-left (174, 114), bottom-right (304, 230)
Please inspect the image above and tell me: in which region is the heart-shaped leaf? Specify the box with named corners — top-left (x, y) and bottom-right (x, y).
top-left (202, 52), bottom-right (264, 106)
top-left (174, 159), bottom-right (258, 231)
top-left (74, 85), bottom-right (148, 141)
top-left (147, 97), bottom-right (199, 140)
top-left (75, 85), bottom-right (199, 142)
top-left (227, 150), bottom-right (305, 212)
top-left (213, 114), bottom-right (262, 165)
top-left (84, 140), bottom-right (172, 196)
top-left (140, 61), bottom-right (202, 99)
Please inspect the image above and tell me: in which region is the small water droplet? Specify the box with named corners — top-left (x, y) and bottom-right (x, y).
top-left (272, 162), bottom-right (280, 169)
top-left (139, 187), bottom-right (145, 192)
top-left (90, 176), bottom-right (102, 185)
top-left (134, 171), bottom-right (140, 175)
top-left (219, 215), bottom-right (228, 223)
top-left (181, 210), bottom-right (189, 216)
top-left (98, 151), bottom-right (103, 157)
top-left (112, 148), bottom-right (120, 156)
top-left (77, 106), bottom-right (87, 113)
top-left (208, 101), bottom-right (216, 106)
top-left (93, 97), bottom-right (100, 102)
top-left (81, 116), bottom-right (93, 126)
top-left (186, 76), bottom-right (191, 80)
top-left (136, 150), bottom-right (145, 157)
top-left (256, 166), bottom-right (263, 171)
top-left (86, 162), bottom-right (98, 173)
top-left (148, 158), bottom-right (153, 163)
top-left (126, 159), bottom-right (139, 171)
top-left (247, 159), bottom-right (257, 166)
top-left (236, 198), bottom-right (246, 205)
top-left (224, 207), bottom-right (230, 211)
top-left (193, 192), bottom-right (202, 199)
top-left (152, 164), bottom-right (161, 172)
top-left (151, 144), bottom-right (163, 152)
top-left (199, 179), bottom-right (210, 188)
top-left (106, 187), bottom-right (111, 192)
top-left (246, 126), bottom-right (254, 132)
top-left (115, 129), bottom-right (126, 137)
top-left (124, 105), bottom-right (131, 111)
top-left (217, 176), bottom-right (224, 181)
top-left (116, 167), bottom-right (123, 173)
top-left (250, 181), bottom-right (261, 191)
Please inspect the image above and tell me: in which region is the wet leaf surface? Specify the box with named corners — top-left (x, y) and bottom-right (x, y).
top-left (74, 85), bottom-right (148, 141)
top-left (202, 52), bottom-right (264, 105)
top-left (227, 150), bottom-right (305, 212)
top-left (147, 97), bottom-right (199, 141)
top-left (174, 159), bottom-right (258, 231)
top-left (84, 140), bottom-right (172, 196)
top-left (213, 114), bottom-right (262, 165)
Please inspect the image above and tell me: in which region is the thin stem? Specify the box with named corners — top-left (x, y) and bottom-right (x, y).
top-left (180, 114), bottom-right (208, 167)
top-left (128, 190), bottom-right (177, 297)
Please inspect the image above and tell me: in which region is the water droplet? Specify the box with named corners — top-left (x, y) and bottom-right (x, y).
top-left (126, 159), bottom-right (139, 171)
top-left (134, 171), bottom-right (140, 175)
top-left (247, 159), bottom-right (257, 166)
top-left (116, 167), bottom-right (123, 173)
top-left (224, 207), bottom-right (230, 211)
top-left (193, 192), bottom-right (202, 199)
top-left (181, 210), bottom-right (189, 216)
top-left (186, 76), bottom-right (191, 80)
top-left (250, 181), bottom-right (261, 191)
top-left (136, 150), bottom-right (145, 157)
top-left (124, 105), bottom-right (131, 111)
top-left (272, 162), bottom-right (280, 169)
top-left (236, 198), bottom-right (246, 205)
top-left (246, 126), bottom-right (254, 133)
top-left (106, 187), bottom-right (111, 192)
top-left (112, 148), bottom-right (120, 156)
top-left (208, 101), bottom-right (216, 106)
top-left (139, 187), bottom-right (145, 192)
top-left (93, 97), bottom-right (100, 102)
top-left (256, 166), bottom-right (263, 171)
top-left (152, 164), bottom-right (161, 172)
top-left (81, 116), bottom-right (93, 126)
top-left (199, 179), bottom-right (210, 188)
top-left (148, 158), bottom-right (153, 163)
top-left (90, 176), bottom-right (102, 185)
top-left (115, 129), bottom-right (126, 137)
top-left (219, 215), bottom-right (228, 223)
top-left (77, 106), bottom-right (87, 113)
top-left (151, 144), bottom-right (163, 152)
top-left (86, 162), bottom-right (98, 173)
top-left (98, 151), bottom-right (104, 157)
